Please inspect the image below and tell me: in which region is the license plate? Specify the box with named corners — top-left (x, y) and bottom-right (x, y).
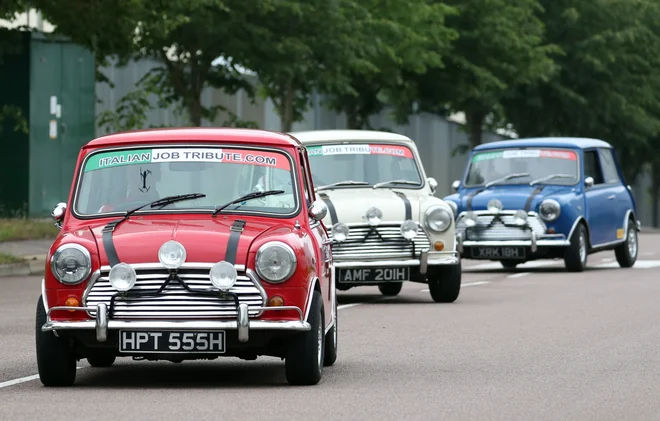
top-left (472, 246), bottom-right (526, 259)
top-left (119, 331), bottom-right (226, 353)
top-left (338, 267), bottom-right (410, 283)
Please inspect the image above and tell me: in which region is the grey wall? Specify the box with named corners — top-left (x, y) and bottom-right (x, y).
top-left (95, 58), bottom-right (657, 227)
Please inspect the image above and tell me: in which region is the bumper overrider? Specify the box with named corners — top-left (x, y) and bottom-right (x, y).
top-left (42, 267), bottom-right (311, 344)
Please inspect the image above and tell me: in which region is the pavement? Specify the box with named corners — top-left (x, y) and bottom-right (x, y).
top-left (1, 233), bottom-right (660, 420)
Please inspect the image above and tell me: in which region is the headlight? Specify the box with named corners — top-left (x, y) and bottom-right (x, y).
top-left (425, 205), bottom-right (452, 232)
top-left (210, 261), bottom-right (237, 290)
top-left (488, 199), bottom-right (503, 213)
top-left (255, 241), bottom-right (297, 283)
top-left (50, 244), bottom-right (92, 285)
top-left (513, 210), bottom-right (528, 226)
top-left (445, 200), bottom-right (458, 217)
top-left (109, 263), bottom-right (137, 291)
top-left (400, 219), bottom-right (419, 240)
top-left (158, 240), bottom-right (186, 269)
top-left (539, 199), bottom-right (561, 221)
top-left (365, 207), bottom-right (383, 226)
top-left (464, 211), bottom-right (477, 227)
top-left (332, 223), bottom-right (350, 242)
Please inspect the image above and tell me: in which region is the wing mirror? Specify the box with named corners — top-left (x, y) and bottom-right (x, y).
top-left (584, 176), bottom-right (594, 189)
top-left (451, 180), bottom-right (460, 192)
top-left (427, 177), bottom-right (438, 194)
top-left (51, 202), bottom-right (67, 229)
top-left (308, 199), bottom-right (328, 222)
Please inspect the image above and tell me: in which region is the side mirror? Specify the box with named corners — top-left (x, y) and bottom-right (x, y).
top-left (51, 202), bottom-right (67, 229)
top-left (427, 177), bottom-right (438, 194)
top-left (308, 199), bottom-right (328, 222)
top-left (451, 180), bottom-right (460, 192)
top-left (584, 177), bottom-right (594, 189)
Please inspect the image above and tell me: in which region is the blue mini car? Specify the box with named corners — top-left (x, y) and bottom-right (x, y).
top-left (443, 137), bottom-right (640, 272)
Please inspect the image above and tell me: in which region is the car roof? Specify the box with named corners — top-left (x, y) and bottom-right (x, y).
top-left (473, 137), bottom-right (612, 151)
top-left (289, 129), bottom-right (414, 144)
top-left (84, 127), bottom-right (303, 149)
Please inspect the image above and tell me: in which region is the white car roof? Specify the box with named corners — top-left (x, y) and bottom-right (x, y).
top-left (289, 129), bottom-right (414, 144)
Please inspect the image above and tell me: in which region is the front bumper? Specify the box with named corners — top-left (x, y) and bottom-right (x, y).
top-left (456, 232), bottom-right (570, 254)
top-left (42, 303), bottom-right (310, 344)
top-left (333, 249), bottom-right (460, 275)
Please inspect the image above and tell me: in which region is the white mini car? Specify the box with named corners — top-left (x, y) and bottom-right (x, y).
top-left (290, 130), bottom-right (461, 303)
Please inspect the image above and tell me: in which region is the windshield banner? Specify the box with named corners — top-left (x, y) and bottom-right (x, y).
top-left (472, 149), bottom-right (577, 162)
top-left (307, 144), bottom-right (414, 159)
top-left (84, 147), bottom-right (291, 172)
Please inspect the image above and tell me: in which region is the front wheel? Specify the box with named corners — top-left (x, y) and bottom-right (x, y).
top-left (427, 261), bottom-right (462, 303)
top-left (614, 220), bottom-right (638, 268)
top-left (285, 290), bottom-right (325, 385)
top-left (35, 296), bottom-right (77, 387)
top-left (378, 282), bottom-right (403, 296)
top-left (564, 223), bottom-right (588, 272)
top-left (87, 354), bottom-right (116, 367)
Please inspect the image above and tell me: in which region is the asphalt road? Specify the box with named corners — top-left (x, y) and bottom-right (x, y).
top-left (2, 234), bottom-right (660, 420)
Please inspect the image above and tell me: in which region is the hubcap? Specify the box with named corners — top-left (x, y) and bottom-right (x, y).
top-left (579, 232), bottom-right (587, 263)
top-left (317, 320), bottom-right (323, 369)
top-left (627, 227), bottom-right (638, 258)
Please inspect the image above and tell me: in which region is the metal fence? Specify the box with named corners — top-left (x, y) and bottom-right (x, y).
top-left (95, 58), bottom-right (658, 226)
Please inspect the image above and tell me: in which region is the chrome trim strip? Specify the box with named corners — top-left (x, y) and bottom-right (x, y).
top-left (566, 217), bottom-right (586, 244)
top-left (96, 303), bottom-right (108, 342)
top-left (332, 253), bottom-right (459, 267)
top-left (237, 303), bottom-right (249, 342)
top-left (245, 268), bottom-right (268, 316)
top-left (462, 240), bottom-right (570, 247)
top-left (304, 277), bottom-right (318, 323)
top-left (41, 279), bottom-right (48, 312)
top-left (324, 318), bottom-right (335, 335)
top-left (419, 249), bottom-right (429, 275)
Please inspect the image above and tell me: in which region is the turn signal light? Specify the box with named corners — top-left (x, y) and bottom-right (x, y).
top-left (64, 296), bottom-right (79, 311)
top-left (547, 228), bottom-right (555, 234)
top-left (434, 241), bottom-right (445, 251)
top-left (268, 296), bottom-right (284, 307)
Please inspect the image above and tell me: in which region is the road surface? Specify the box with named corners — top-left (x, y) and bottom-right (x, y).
top-left (2, 234), bottom-right (660, 420)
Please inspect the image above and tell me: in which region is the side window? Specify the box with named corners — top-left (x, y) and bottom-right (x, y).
top-left (583, 150), bottom-right (604, 185)
top-left (598, 148), bottom-right (621, 184)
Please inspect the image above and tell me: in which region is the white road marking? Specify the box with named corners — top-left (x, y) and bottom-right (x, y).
top-left (0, 367), bottom-right (83, 389)
top-left (507, 272), bottom-right (530, 278)
top-left (601, 257), bottom-right (614, 262)
top-left (466, 260), bottom-right (562, 270)
top-left (596, 260), bottom-right (660, 269)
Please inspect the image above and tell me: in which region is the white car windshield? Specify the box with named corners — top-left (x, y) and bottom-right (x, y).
top-left (306, 142), bottom-right (422, 189)
top-left (465, 148), bottom-right (579, 187)
top-left (74, 145), bottom-right (299, 216)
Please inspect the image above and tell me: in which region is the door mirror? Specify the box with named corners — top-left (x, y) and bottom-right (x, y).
top-left (51, 202), bottom-right (67, 229)
top-left (451, 180), bottom-right (460, 192)
top-left (308, 199), bottom-right (328, 222)
top-left (584, 177), bottom-right (594, 189)
top-left (427, 177), bottom-right (438, 194)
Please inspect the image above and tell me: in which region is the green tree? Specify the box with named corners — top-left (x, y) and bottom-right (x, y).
top-left (409, 0), bottom-right (558, 147)
top-left (319, 0), bottom-right (458, 129)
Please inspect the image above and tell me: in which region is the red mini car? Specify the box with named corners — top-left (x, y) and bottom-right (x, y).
top-left (37, 128), bottom-right (336, 386)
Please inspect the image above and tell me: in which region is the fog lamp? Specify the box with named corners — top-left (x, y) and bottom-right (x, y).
top-left (158, 240), bottom-right (187, 269)
top-left (210, 261), bottom-right (237, 290)
top-left (109, 263), bottom-right (137, 291)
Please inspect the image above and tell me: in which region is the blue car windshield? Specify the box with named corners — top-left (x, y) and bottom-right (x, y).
top-left (465, 148), bottom-right (579, 187)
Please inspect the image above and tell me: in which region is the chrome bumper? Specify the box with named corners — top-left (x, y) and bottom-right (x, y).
top-left (42, 303), bottom-right (310, 344)
top-left (333, 249), bottom-right (460, 275)
top-left (456, 232), bottom-right (570, 254)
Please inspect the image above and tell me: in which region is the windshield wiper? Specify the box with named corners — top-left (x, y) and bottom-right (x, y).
top-left (211, 190), bottom-right (285, 217)
top-left (315, 180), bottom-right (370, 191)
top-left (484, 173), bottom-right (530, 188)
top-left (372, 179), bottom-right (419, 189)
top-left (106, 193), bottom-right (207, 230)
top-left (529, 174), bottom-right (575, 186)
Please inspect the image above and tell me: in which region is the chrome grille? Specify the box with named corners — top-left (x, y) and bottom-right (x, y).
top-left (328, 224), bottom-right (431, 260)
top-left (83, 264), bottom-right (266, 319)
top-left (456, 212), bottom-right (547, 241)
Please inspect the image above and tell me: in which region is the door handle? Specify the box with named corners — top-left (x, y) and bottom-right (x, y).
top-left (607, 195), bottom-right (615, 200)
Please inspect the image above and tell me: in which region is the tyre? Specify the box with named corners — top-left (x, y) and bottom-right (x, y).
top-left (323, 297), bottom-right (337, 367)
top-left (378, 282), bottom-right (403, 296)
top-left (87, 354), bottom-right (116, 367)
top-left (564, 223), bottom-right (588, 272)
top-left (500, 260), bottom-right (519, 270)
top-left (285, 290), bottom-right (324, 385)
top-left (35, 295), bottom-right (77, 387)
top-left (427, 261), bottom-right (462, 303)
top-left (614, 219), bottom-right (638, 268)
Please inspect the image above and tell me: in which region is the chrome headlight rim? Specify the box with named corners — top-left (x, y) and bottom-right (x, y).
top-left (210, 260), bottom-right (238, 291)
top-left (332, 222), bottom-right (350, 242)
top-left (539, 199), bottom-right (561, 222)
top-left (108, 262), bottom-right (137, 292)
top-left (255, 241), bottom-right (297, 284)
top-left (50, 243), bottom-right (92, 285)
top-left (400, 219), bottom-right (420, 240)
top-left (424, 205), bottom-right (453, 233)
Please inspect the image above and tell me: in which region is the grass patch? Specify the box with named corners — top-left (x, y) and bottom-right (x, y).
top-left (0, 218), bottom-right (59, 242)
top-left (0, 253), bottom-right (26, 264)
